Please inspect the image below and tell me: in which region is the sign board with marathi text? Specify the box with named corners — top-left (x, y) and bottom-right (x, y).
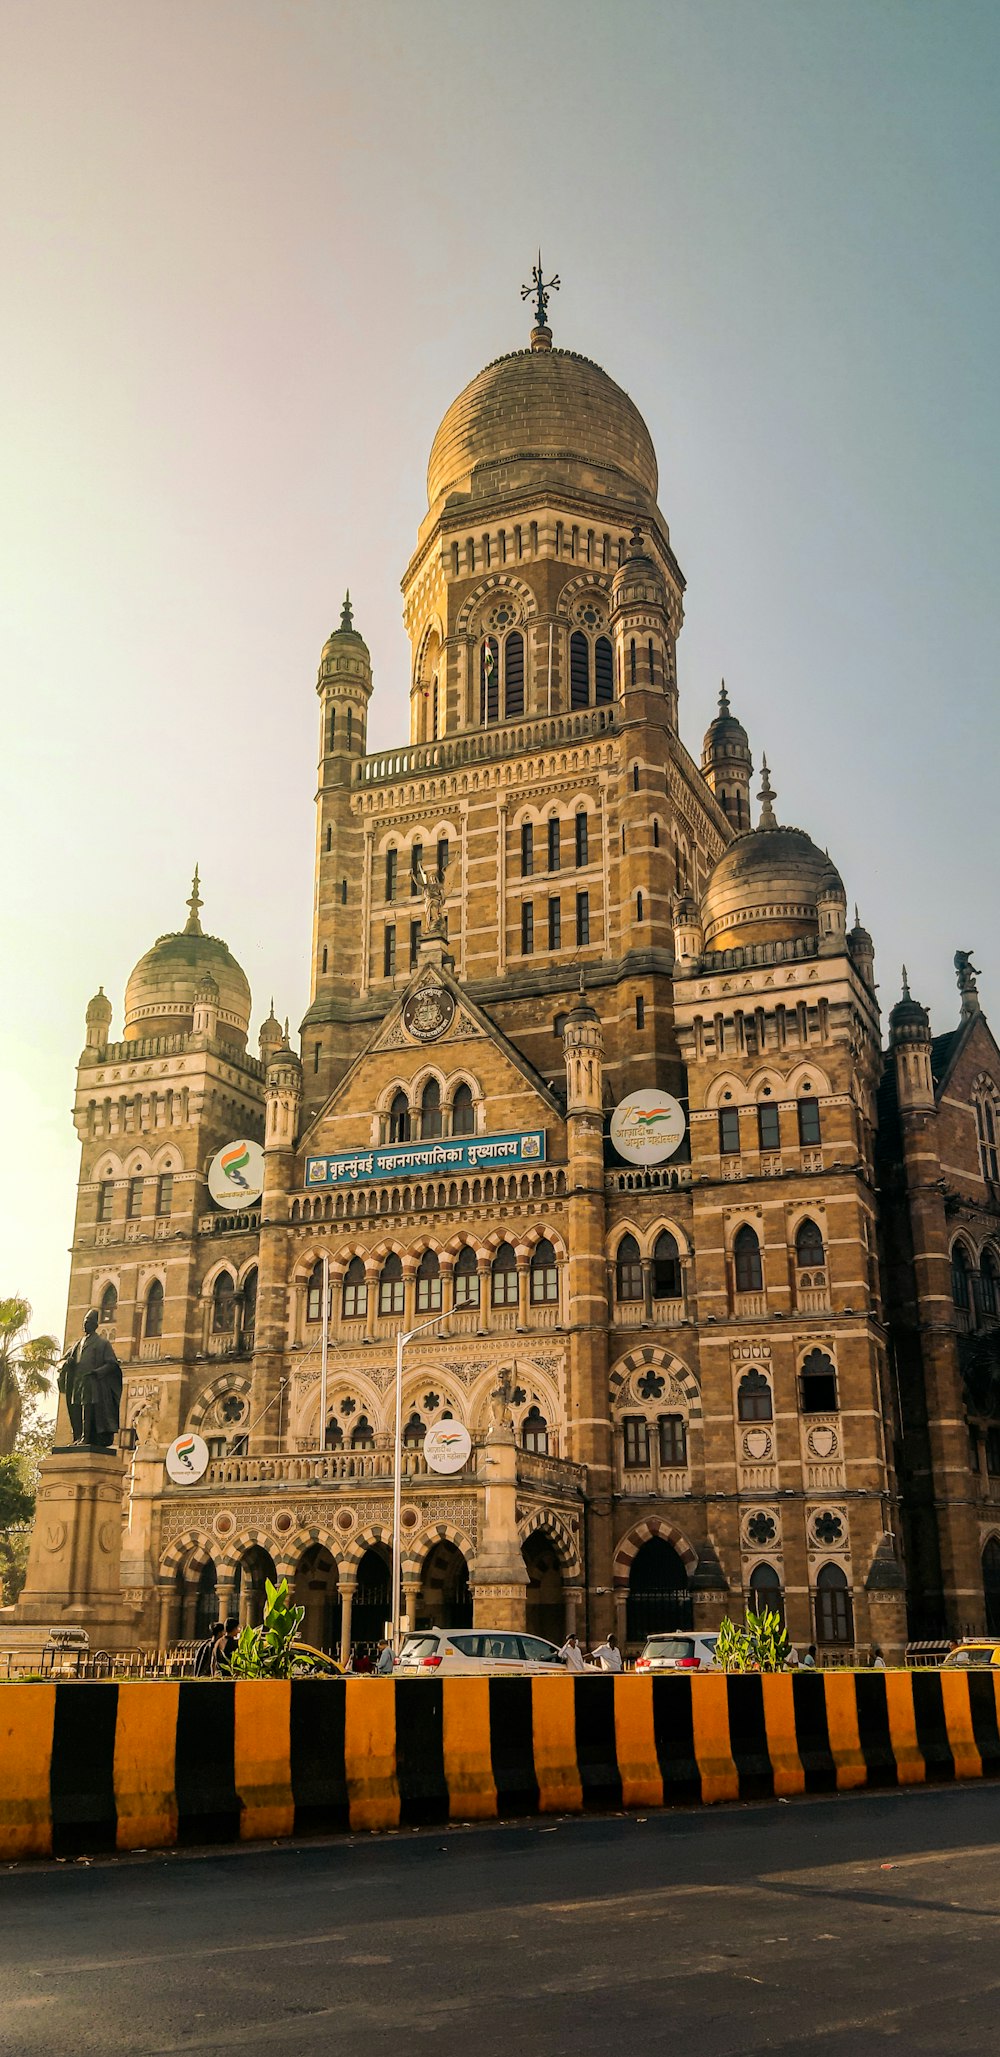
top-left (305, 1129), bottom-right (545, 1188)
top-left (610, 1091), bottom-right (686, 1166)
top-left (424, 1421), bottom-right (473, 1474)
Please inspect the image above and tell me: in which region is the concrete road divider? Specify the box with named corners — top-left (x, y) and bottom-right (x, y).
top-left (2, 1670), bottom-right (1000, 1861)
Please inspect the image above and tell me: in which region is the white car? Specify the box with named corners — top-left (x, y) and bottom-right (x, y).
top-left (634, 1632), bottom-right (720, 1673)
top-left (396, 1627), bottom-right (567, 1675)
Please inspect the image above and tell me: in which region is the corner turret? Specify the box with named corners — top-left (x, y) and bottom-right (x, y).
top-left (701, 682), bottom-right (752, 832)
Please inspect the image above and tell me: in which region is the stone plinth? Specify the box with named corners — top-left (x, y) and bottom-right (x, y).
top-left (2, 1446), bottom-right (139, 1650)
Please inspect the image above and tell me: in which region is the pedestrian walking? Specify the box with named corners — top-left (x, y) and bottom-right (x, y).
top-left (220, 1615), bottom-right (240, 1668)
top-left (801, 1644), bottom-right (817, 1668)
top-left (375, 1638), bottom-right (394, 1675)
top-left (871, 1646), bottom-right (886, 1669)
top-left (193, 1622), bottom-right (225, 1677)
top-left (558, 1633), bottom-right (586, 1672)
top-left (353, 1644), bottom-right (372, 1674)
top-left (591, 1633), bottom-right (623, 1672)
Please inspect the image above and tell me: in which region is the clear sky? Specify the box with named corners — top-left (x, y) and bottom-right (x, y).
top-left (2, 0), bottom-right (998, 1346)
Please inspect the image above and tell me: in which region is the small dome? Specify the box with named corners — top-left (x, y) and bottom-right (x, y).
top-left (889, 969), bottom-right (930, 1039)
top-left (702, 682), bottom-right (751, 769)
top-left (86, 985), bottom-right (112, 1023)
top-left (123, 871), bottom-right (251, 1049)
top-left (700, 764), bottom-right (844, 953)
top-left (319, 592), bottom-right (371, 684)
top-left (427, 346), bottom-right (659, 515)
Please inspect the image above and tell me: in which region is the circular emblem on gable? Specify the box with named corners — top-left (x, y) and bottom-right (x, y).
top-left (402, 988), bottom-right (455, 1043)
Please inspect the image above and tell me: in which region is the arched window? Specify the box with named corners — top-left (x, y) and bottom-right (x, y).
top-left (379, 1253), bottom-right (404, 1316)
top-left (491, 1242), bottom-right (518, 1307)
top-left (749, 1563), bottom-right (784, 1624)
top-left (522, 1405), bottom-right (549, 1454)
top-left (350, 1414), bottom-right (375, 1449)
top-left (737, 1370), bottom-right (772, 1422)
top-left (241, 1267), bottom-right (257, 1349)
top-left (815, 1563), bottom-right (852, 1644)
top-left (454, 1244), bottom-right (480, 1306)
top-left (324, 1415), bottom-right (343, 1451)
top-left (575, 811), bottom-right (588, 867)
top-left (795, 1218), bottom-right (826, 1270)
top-left (984, 1537), bottom-right (1000, 1634)
top-left (451, 1082), bottom-right (475, 1136)
top-left (652, 1231), bottom-right (681, 1299)
top-left (615, 1233), bottom-right (644, 1301)
top-left (420, 1078), bottom-right (442, 1139)
top-left (952, 1242), bottom-right (972, 1315)
top-left (569, 631), bottom-right (590, 708)
top-left (799, 1348), bottom-right (838, 1414)
top-left (982, 1251), bottom-right (1000, 1320)
top-left (504, 630), bottom-right (524, 717)
top-left (416, 1249), bottom-right (442, 1313)
top-left (594, 636), bottom-right (613, 704)
top-left (388, 1090), bottom-right (410, 1144)
top-left (403, 1412), bottom-right (425, 1448)
top-left (98, 1284), bottom-right (118, 1327)
top-left (733, 1225), bottom-right (763, 1293)
top-left (144, 1279), bottom-right (163, 1339)
top-left (342, 1256), bottom-right (367, 1320)
top-left (530, 1238), bottom-right (558, 1304)
top-left (976, 1092), bottom-right (1000, 1183)
top-left (212, 1271), bottom-right (236, 1333)
top-left (306, 1260), bottom-right (326, 1324)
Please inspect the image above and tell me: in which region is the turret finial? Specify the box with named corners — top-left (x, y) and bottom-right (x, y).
top-left (901, 965), bottom-right (911, 1000)
top-left (184, 864), bottom-right (203, 936)
top-left (757, 757), bottom-right (777, 831)
top-left (521, 249), bottom-right (560, 338)
top-left (340, 590), bottom-right (353, 632)
top-left (718, 679), bottom-right (730, 715)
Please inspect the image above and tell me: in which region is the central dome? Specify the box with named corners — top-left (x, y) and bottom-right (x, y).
top-left (427, 346), bottom-right (659, 514)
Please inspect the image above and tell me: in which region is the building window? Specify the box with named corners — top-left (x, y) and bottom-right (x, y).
top-left (652, 817), bottom-right (660, 848)
top-left (758, 1103), bottom-right (781, 1151)
top-left (719, 1107), bottom-right (741, 1155)
top-left (383, 925), bottom-right (396, 977)
top-left (403, 1411), bottom-right (426, 1449)
top-left (576, 892), bottom-right (590, 946)
top-left (98, 1284), bottom-right (118, 1326)
top-left (635, 995), bottom-right (645, 1030)
top-left (547, 817), bottom-right (560, 871)
top-left (324, 1416), bottom-right (343, 1451)
top-left (341, 878), bottom-right (348, 904)
top-left (481, 636), bottom-right (499, 723)
top-left (342, 1257), bottom-right (367, 1319)
top-left (737, 1370), bottom-right (772, 1422)
top-left (144, 1279), bottom-right (163, 1338)
top-left (437, 836), bottom-right (449, 878)
top-left (749, 1563), bottom-right (783, 1623)
top-left (629, 638), bottom-right (637, 686)
top-left (451, 1082), bottom-right (475, 1136)
top-left (97, 1181), bottom-right (114, 1222)
top-left (799, 1348), bottom-right (838, 1413)
top-left (623, 1417), bottom-right (650, 1468)
top-left (798, 1097), bottom-right (821, 1146)
top-left (521, 1406), bottom-right (549, 1454)
top-left (212, 1271), bottom-right (236, 1333)
top-left (520, 823), bottom-right (534, 878)
top-left (454, 1245), bottom-right (480, 1306)
top-left (416, 1249), bottom-right (442, 1313)
top-left (313, 1042), bottom-right (321, 1073)
top-left (952, 1242), bottom-right (972, 1314)
top-left (325, 825), bottom-right (332, 852)
top-left (346, 708), bottom-right (353, 748)
top-left (595, 636), bottom-right (613, 704)
top-left (305, 1260), bottom-right (326, 1324)
top-left (652, 1231), bottom-right (681, 1298)
top-left (658, 1414), bottom-right (687, 1466)
top-left (420, 1078), bottom-right (442, 1137)
top-left (350, 1414), bottom-right (375, 1449)
top-left (321, 946), bottom-right (328, 973)
top-left (985, 1428), bottom-right (1000, 1476)
top-left (378, 1253), bottom-right (404, 1316)
top-left (127, 1177), bottom-right (143, 1221)
top-left (521, 902), bottom-right (534, 955)
top-left (734, 1226), bottom-right (763, 1293)
top-left (648, 637), bottom-right (655, 684)
top-left (982, 1253), bottom-right (1000, 1319)
top-left (504, 630), bottom-right (524, 717)
top-left (976, 1093), bottom-right (1000, 1182)
top-left (385, 848), bottom-right (397, 902)
top-left (632, 762), bottom-right (639, 792)
top-left (530, 1238), bottom-right (558, 1304)
top-left (636, 890), bottom-right (644, 921)
top-left (815, 1564), bottom-right (852, 1644)
top-left (795, 1218), bottom-right (825, 1270)
top-left (409, 920), bottom-right (421, 968)
top-left (570, 631), bottom-right (590, 708)
top-left (388, 1090), bottom-right (410, 1144)
top-left (410, 843), bottom-right (423, 897)
top-left (575, 811), bottom-right (589, 866)
top-left (547, 897), bottom-right (561, 951)
top-left (491, 1243), bottom-right (518, 1306)
top-left (615, 1233), bottom-right (644, 1301)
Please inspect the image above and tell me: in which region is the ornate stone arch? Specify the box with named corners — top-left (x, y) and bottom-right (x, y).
top-left (218, 1528), bottom-right (280, 1579)
top-left (200, 1254), bottom-right (241, 1297)
top-left (409, 1520), bottom-right (477, 1580)
top-left (555, 571), bottom-right (613, 620)
top-left (786, 1060), bottom-right (833, 1098)
top-left (272, 1524), bottom-right (342, 1585)
top-left (609, 1345), bottom-right (701, 1421)
top-left (158, 1530), bottom-right (222, 1582)
top-left (339, 1521), bottom-right (392, 1577)
top-left (518, 1508), bottom-right (582, 1580)
top-left (644, 1216), bottom-right (691, 1261)
top-left (613, 1516), bottom-right (698, 1588)
top-left (187, 1370), bottom-right (254, 1432)
top-left (456, 572), bottom-right (538, 639)
top-left (704, 1072), bottom-right (748, 1112)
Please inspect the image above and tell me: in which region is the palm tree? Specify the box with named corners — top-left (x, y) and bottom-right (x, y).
top-left (0, 1299), bottom-right (58, 1457)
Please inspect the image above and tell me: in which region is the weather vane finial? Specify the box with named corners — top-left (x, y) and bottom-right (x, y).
top-left (185, 864), bottom-right (203, 936)
top-left (521, 249), bottom-right (560, 334)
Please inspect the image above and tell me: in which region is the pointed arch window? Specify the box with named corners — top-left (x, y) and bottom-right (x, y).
top-left (815, 1563), bottom-right (852, 1643)
top-left (952, 1242), bottom-right (973, 1315)
top-left (595, 636), bottom-right (613, 704)
top-left (420, 1078), bottom-right (442, 1139)
top-left (749, 1562), bottom-right (784, 1624)
top-left (491, 1242), bottom-right (518, 1307)
top-left (350, 1414), bottom-right (375, 1449)
top-left (795, 1219), bottom-right (826, 1270)
top-left (737, 1370), bottom-right (772, 1421)
top-left (324, 1416), bottom-right (343, 1451)
top-left (530, 1239), bottom-right (558, 1304)
top-left (521, 1405), bottom-right (549, 1454)
top-left (615, 1234), bottom-right (644, 1302)
top-left (388, 1090), bottom-right (410, 1144)
top-left (454, 1245), bottom-right (480, 1307)
top-left (451, 1082), bottom-right (475, 1137)
top-left (733, 1225), bottom-right (763, 1293)
top-left (306, 1260), bottom-right (328, 1325)
top-left (99, 1284), bottom-right (118, 1327)
top-left (144, 1278), bottom-right (163, 1339)
top-left (570, 631), bottom-right (590, 708)
top-left (342, 1256), bottom-right (367, 1320)
top-left (378, 1253), bottom-right (404, 1316)
top-left (652, 1231), bottom-right (681, 1299)
top-left (799, 1348), bottom-right (838, 1413)
top-left (976, 1092), bottom-right (1000, 1183)
top-left (240, 1266), bottom-right (257, 1349)
top-left (403, 1411), bottom-right (426, 1448)
top-left (982, 1251), bottom-right (1000, 1320)
top-left (416, 1249), bottom-right (442, 1313)
top-left (212, 1271), bottom-right (236, 1333)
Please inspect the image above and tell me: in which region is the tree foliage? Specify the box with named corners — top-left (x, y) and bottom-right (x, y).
top-left (220, 1578), bottom-right (322, 1680)
top-left (0, 1298), bottom-right (58, 1457)
top-left (715, 1608), bottom-right (791, 1673)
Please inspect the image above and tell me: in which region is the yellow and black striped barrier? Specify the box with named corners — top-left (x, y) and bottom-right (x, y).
top-left (2, 1669), bottom-right (999, 1861)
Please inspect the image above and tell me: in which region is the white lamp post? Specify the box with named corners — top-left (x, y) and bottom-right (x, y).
top-left (390, 1304), bottom-right (461, 1653)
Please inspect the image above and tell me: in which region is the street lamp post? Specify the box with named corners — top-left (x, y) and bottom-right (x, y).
top-left (391, 1304), bottom-right (460, 1654)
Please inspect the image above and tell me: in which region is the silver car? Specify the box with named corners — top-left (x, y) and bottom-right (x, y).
top-left (396, 1627), bottom-right (567, 1676)
top-left (634, 1632), bottom-right (720, 1673)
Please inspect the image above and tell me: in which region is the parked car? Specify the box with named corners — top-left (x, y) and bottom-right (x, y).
top-left (290, 1642), bottom-right (345, 1677)
top-left (396, 1628), bottom-right (567, 1676)
top-left (941, 1640), bottom-right (1000, 1669)
top-left (634, 1632), bottom-right (720, 1673)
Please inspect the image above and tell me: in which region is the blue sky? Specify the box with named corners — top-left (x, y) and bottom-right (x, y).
top-left (2, 0), bottom-right (998, 1341)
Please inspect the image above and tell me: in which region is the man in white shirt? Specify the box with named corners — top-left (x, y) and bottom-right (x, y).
top-left (559, 1633), bottom-right (586, 1671)
top-left (591, 1634), bottom-right (624, 1672)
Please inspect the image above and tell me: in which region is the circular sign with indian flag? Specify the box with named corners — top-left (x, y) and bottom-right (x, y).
top-left (423, 1420), bottom-right (473, 1475)
top-left (610, 1089), bottom-right (686, 1166)
top-left (165, 1433), bottom-right (210, 1485)
top-left (208, 1137), bottom-right (265, 1209)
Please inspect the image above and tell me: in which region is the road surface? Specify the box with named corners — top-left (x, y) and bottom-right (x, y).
top-left (3, 1784), bottom-right (1000, 2053)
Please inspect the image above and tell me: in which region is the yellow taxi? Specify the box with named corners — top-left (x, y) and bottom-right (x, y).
top-left (289, 1643), bottom-right (344, 1678)
top-left (941, 1640), bottom-right (1000, 1669)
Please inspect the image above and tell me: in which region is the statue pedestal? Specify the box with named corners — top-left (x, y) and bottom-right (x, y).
top-left (474, 1424), bottom-right (528, 1631)
top-left (1, 1446), bottom-right (139, 1654)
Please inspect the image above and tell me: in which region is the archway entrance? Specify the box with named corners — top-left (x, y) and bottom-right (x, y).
top-left (193, 1559), bottom-right (218, 1639)
top-left (984, 1539), bottom-right (1000, 1634)
top-left (234, 1543), bottom-right (277, 1628)
top-left (523, 1532), bottom-right (565, 1643)
top-left (417, 1540), bottom-right (472, 1630)
top-left (294, 1543), bottom-right (340, 1652)
top-left (626, 1536), bottom-right (693, 1643)
top-left (353, 1545), bottom-right (391, 1645)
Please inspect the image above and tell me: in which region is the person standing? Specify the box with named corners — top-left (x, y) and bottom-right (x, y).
top-left (559, 1633), bottom-right (586, 1672)
top-left (375, 1639), bottom-right (394, 1676)
top-left (193, 1622), bottom-right (225, 1677)
top-left (801, 1644), bottom-right (818, 1668)
top-left (871, 1646), bottom-right (887, 1669)
top-left (591, 1633), bottom-right (624, 1672)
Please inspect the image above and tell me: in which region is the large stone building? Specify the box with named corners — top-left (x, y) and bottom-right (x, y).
top-left (34, 299), bottom-right (1000, 1662)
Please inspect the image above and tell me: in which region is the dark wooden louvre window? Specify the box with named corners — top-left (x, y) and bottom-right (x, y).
top-left (145, 1279), bottom-right (163, 1338)
top-left (547, 818), bottom-right (560, 871)
top-left (734, 1226), bottom-right (763, 1293)
top-left (594, 637), bottom-right (614, 703)
top-left (648, 637), bottom-right (655, 683)
top-left (569, 632), bottom-right (590, 708)
top-left (719, 1107), bottom-right (741, 1155)
top-left (629, 639), bottom-right (637, 686)
top-left (635, 995), bottom-right (645, 1030)
top-left (437, 837), bottom-right (449, 878)
top-left (521, 902), bottom-right (534, 954)
top-left (383, 926), bottom-right (396, 977)
top-left (652, 1232), bottom-right (681, 1298)
top-left (798, 1097), bottom-right (821, 1145)
top-left (420, 1078), bottom-right (442, 1138)
top-left (521, 823), bottom-right (534, 878)
top-left (388, 1091), bottom-right (410, 1144)
top-left (504, 631), bottom-right (525, 717)
top-left (410, 843), bottom-right (423, 896)
top-left (385, 849), bottom-right (397, 902)
top-left (548, 898), bottom-right (561, 950)
top-left (452, 1083), bottom-right (475, 1136)
top-left (481, 637), bottom-right (500, 723)
top-left (575, 812), bottom-right (588, 866)
top-left (758, 1103), bottom-right (781, 1151)
top-left (346, 708), bottom-right (353, 747)
top-left (409, 920), bottom-right (421, 968)
top-left (737, 1371), bottom-right (772, 1421)
top-left (576, 892), bottom-right (590, 945)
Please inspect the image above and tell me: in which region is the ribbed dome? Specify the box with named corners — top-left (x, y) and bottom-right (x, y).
top-left (702, 826), bottom-right (844, 954)
top-left (427, 347), bottom-right (658, 512)
top-left (123, 872), bottom-right (251, 1049)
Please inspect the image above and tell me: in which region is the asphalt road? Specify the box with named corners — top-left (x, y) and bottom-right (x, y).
top-left (3, 1785), bottom-right (1000, 2056)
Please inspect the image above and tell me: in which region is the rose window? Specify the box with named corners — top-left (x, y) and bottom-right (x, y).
top-left (746, 1512), bottom-right (777, 1546)
top-left (813, 1510), bottom-right (844, 1547)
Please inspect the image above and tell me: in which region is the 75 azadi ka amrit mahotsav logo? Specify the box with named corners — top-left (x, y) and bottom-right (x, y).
top-left (208, 1137), bottom-right (265, 1210)
top-left (609, 1089), bottom-right (686, 1167)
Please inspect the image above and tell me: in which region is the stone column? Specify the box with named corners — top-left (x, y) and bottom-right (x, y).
top-left (516, 1257), bottom-right (530, 1333)
top-left (476, 1261), bottom-right (490, 1336)
top-left (401, 1577), bottom-right (421, 1638)
top-left (564, 1585), bottom-right (583, 1637)
top-left (474, 1403), bottom-right (528, 1630)
top-left (157, 1583), bottom-right (175, 1651)
top-left (364, 1261), bottom-right (379, 1344)
top-left (339, 1579), bottom-right (355, 1665)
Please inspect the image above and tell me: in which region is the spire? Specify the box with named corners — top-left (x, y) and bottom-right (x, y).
top-left (718, 679), bottom-right (730, 716)
top-left (757, 758), bottom-right (777, 831)
top-left (521, 249), bottom-right (560, 342)
top-left (901, 964), bottom-right (910, 1000)
top-left (184, 865), bottom-right (203, 936)
top-left (340, 590), bottom-right (353, 632)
